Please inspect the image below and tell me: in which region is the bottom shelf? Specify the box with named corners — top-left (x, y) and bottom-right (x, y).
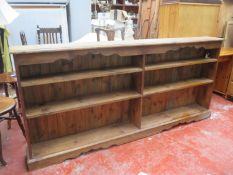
top-left (27, 104), bottom-right (210, 170)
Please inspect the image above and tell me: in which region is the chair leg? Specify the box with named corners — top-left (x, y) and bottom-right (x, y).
top-left (7, 120), bottom-right (11, 130)
top-left (3, 83), bottom-right (9, 97)
top-left (7, 111), bottom-right (13, 130)
top-left (13, 82), bottom-right (21, 108)
top-left (0, 131), bottom-right (7, 166)
top-left (13, 108), bottom-right (25, 137)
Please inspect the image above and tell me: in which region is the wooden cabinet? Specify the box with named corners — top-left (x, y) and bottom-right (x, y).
top-left (158, 2), bottom-right (220, 38)
top-left (10, 37), bottom-right (222, 170)
top-left (227, 71), bottom-right (233, 95)
top-left (214, 48), bottom-right (233, 98)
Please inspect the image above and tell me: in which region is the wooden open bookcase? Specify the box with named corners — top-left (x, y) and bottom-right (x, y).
top-left (10, 37), bottom-right (222, 170)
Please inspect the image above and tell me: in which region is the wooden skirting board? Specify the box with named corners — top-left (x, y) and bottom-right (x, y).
top-left (10, 37), bottom-right (222, 170)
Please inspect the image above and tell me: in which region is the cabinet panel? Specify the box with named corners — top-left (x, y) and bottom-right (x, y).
top-left (227, 69), bottom-right (233, 96)
top-left (158, 3), bottom-right (220, 38)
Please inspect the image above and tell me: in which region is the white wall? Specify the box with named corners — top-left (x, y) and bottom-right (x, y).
top-left (7, 0), bottom-right (68, 3)
top-left (68, 0), bottom-right (91, 41)
top-left (6, 5), bottom-right (69, 46)
top-left (6, 0), bottom-right (92, 45)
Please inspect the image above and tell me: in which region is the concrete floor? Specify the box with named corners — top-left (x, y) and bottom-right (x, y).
top-left (0, 94), bottom-right (233, 175)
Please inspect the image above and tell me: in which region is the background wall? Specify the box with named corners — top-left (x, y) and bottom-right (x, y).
top-left (7, 0), bottom-right (67, 3)
top-left (68, 0), bottom-right (91, 42)
top-left (6, 5), bottom-right (69, 46)
top-left (6, 0), bottom-right (92, 45)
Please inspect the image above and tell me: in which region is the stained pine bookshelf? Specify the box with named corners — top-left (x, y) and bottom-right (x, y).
top-left (11, 37), bottom-right (222, 170)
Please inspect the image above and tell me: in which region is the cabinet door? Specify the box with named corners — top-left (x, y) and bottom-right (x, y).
top-left (227, 67), bottom-right (233, 96)
top-left (215, 60), bottom-right (231, 94)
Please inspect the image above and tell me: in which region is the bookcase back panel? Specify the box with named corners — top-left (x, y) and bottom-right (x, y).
top-left (19, 54), bottom-right (141, 79)
top-left (196, 84), bottom-right (214, 108)
top-left (145, 65), bottom-right (202, 86)
top-left (142, 87), bottom-right (200, 116)
top-left (22, 74), bottom-right (135, 108)
top-left (145, 47), bottom-right (207, 65)
top-left (201, 62), bottom-right (218, 80)
top-left (28, 100), bottom-right (130, 143)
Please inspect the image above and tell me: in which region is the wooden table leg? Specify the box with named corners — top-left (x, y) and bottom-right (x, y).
top-left (13, 108), bottom-right (25, 137)
top-left (0, 131), bottom-right (6, 166)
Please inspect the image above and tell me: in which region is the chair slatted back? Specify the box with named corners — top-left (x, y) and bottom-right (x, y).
top-left (37, 25), bottom-right (63, 44)
top-left (20, 31), bottom-right (27, 45)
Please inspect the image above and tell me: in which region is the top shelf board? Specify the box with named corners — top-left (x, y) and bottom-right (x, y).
top-left (10, 37), bottom-right (223, 55)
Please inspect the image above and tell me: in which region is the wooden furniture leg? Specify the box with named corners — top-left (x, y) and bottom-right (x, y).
top-left (7, 82), bottom-right (21, 129)
top-left (13, 108), bottom-right (25, 136)
top-left (13, 82), bottom-right (21, 108)
top-left (3, 83), bottom-right (9, 97)
top-left (3, 83), bottom-right (12, 129)
top-left (7, 115), bottom-right (12, 129)
top-left (0, 131), bottom-right (6, 166)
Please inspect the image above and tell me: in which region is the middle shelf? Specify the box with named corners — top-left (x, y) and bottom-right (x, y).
top-left (21, 67), bottom-right (143, 87)
top-left (26, 77), bottom-right (213, 119)
top-left (26, 91), bottom-right (141, 119)
top-left (144, 78), bottom-right (213, 96)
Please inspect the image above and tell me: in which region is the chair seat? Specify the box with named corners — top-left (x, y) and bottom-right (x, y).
top-left (0, 73), bottom-right (16, 83)
top-left (0, 97), bottom-right (16, 115)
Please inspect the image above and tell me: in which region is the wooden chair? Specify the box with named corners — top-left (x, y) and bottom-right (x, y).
top-left (37, 25), bottom-right (63, 44)
top-left (95, 27), bottom-right (125, 41)
top-left (0, 73), bottom-right (21, 129)
top-left (19, 31), bottom-right (27, 45)
top-left (0, 97), bottom-right (26, 166)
